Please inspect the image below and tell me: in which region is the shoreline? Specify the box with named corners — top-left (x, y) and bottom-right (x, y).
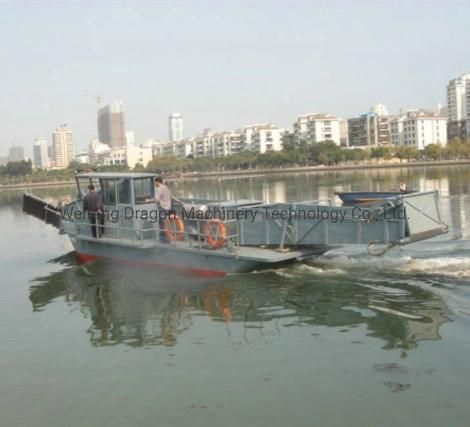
top-left (1, 159), bottom-right (469, 190)
top-left (0, 180), bottom-right (76, 190)
top-left (176, 159), bottom-right (470, 180)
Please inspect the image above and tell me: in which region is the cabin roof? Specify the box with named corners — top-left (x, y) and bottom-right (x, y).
top-left (75, 172), bottom-right (156, 179)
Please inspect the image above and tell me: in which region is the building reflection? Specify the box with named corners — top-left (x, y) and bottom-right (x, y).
top-left (29, 255), bottom-right (451, 351)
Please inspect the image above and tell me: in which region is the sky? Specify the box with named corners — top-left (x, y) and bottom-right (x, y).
top-left (1, 0), bottom-right (470, 157)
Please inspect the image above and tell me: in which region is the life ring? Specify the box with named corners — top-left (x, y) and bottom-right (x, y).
top-left (163, 214), bottom-right (185, 241)
top-left (204, 219), bottom-right (227, 249)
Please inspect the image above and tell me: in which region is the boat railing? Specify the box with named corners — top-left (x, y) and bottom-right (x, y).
top-left (70, 211), bottom-right (240, 254)
top-left (70, 214), bottom-right (157, 248)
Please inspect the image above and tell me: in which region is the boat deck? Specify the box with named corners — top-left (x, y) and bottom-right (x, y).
top-left (75, 234), bottom-right (327, 262)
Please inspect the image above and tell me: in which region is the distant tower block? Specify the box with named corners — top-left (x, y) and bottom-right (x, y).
top-left (169, 113), bottom-right (184, 142)
top-left (52, 125), bottom-right (74, 168)
top-left (98, 101), bottom-right (127, 148)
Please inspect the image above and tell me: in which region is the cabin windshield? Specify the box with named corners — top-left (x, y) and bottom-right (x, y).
top-left (134, 177), bottom-right (154, 204)
top-left (116, 178), bottom-right (131, 204)
top-left (101, 179), bottom-right (116, 205)
top-left (99, 178), bottom-right (132, 205)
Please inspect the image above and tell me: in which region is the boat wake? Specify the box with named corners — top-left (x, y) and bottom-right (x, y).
top-left (307, 239), bottom-right (470, 280)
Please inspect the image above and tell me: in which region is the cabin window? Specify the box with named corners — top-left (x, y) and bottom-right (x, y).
top-left (101, 179), bottom-right (116, 205)
top-left (116, 178), bottom-right (131, 204)
top-left (134, 177), bottom-right (154, 204)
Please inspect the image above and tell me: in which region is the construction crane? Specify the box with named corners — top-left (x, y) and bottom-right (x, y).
top-left (84, 94), bottom-right (103, 110)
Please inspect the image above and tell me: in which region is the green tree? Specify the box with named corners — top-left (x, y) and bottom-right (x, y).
top-left (424, 144), bottom-right (443, 160)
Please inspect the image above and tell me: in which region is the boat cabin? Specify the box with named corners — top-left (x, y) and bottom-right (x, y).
top-left (68, 172), bottom-right (245, 250)
top-left (75, 172), bottom-right (157, 206)
top-left (71, 172), bottom-right (162, 243)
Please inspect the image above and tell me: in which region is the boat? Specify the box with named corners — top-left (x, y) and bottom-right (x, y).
top-left (335, 191), bottom-right (416, 204)
top-left (23, 172), bottom-right (448, 277)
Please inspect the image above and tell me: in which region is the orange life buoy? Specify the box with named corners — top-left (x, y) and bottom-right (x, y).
top-left (163, 214), bottom-right (185, 241)
top-left (204, 219), bottom-right (227, 249)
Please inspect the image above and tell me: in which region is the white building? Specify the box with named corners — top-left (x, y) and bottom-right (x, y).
top-left (33, 138), bottom-right (48, 169)
top-left (169, 113), bottom-right (184, 142)
top-left (126, 146), bottom-right (153, 168)
top-left (293, 113), bottom-right (341, 145)
top-left (251, 124), bottom-right (283, 154)
top-left (75, 151), bottom-right (90, 164)
top-left (104, 146), bottom-right (153, 169)
top-left (212, 131), bottom-right (243, 157)
top-left (390, 116), bottom-right (406, 146)
top-left (447, 73), bottom-right (470, 121)
top-left (293, 115), bottom-right (309, 144)
top-left (125, 131), bottom-right (135, 147)
top-left (192, 129), bottom-right (214, 158)
top-left (242, 124), bottom-right (274, 152)
top-left (88, 138), bottom-right (111, 164)
top-left (52, 124), bottom-right (74, 168)
top-left (175, 140), bottom-right (193, 158)
top-left (447, 73), bottom-right (470, 140)
top-left (141, 139), bottom-right (169, 157)
top-left (390, 110), bottom-right (447, 149)
top-left (370, 104), bottom-right (389, 116)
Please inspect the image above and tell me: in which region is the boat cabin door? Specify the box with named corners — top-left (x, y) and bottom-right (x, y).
top-left (99, 177), bottom-right (134, 240)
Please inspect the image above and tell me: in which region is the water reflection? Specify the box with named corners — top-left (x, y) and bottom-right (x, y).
top-left (174, 165), bottom-right (470, 203)
top-left (29, 256), bottom-right (451, 352)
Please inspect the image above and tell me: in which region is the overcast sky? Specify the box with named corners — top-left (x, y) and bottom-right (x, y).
top-left (1, 0), bottom-right (470, 156)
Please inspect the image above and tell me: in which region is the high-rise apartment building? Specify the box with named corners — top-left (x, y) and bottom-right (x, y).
top-left (447, 73), bottom-right (470, 140)
top-left (98, 101), bottom-right (126, 148)
top-left (168, 113), bottom-right (184, 142)
top-left (33, 138), bottom-right (48, 168)
top-left (52, 124), bottom-right (74, 168)
top-left (8, 145), bottom-right (24, 162)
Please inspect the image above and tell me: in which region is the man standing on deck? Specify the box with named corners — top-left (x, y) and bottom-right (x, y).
top-left (153, 176), bottom-right (172, 243)
top-left (83, 184), bottom-right (104, 238)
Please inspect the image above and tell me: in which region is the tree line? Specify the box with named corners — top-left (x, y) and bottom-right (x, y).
top-left (143, 138), bottom-right (470, 174)
top-left (1, 138), bottom-right (469, 183)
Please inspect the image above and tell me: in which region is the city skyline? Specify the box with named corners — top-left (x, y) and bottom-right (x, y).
top-left (1, 2), bottom-right (470, 157)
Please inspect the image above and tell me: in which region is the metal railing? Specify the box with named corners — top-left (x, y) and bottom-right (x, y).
top-left (70, 215), bottom-right (156, 247)
top-left (67, 210), bottom-right (240, 254)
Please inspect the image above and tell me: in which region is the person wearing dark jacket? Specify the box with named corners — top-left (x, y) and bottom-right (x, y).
top-left (83, 184), bottom-right (104, 238)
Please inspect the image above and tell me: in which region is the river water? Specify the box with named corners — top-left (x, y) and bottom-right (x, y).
top-left (1, 166), bottom-right (470, 427)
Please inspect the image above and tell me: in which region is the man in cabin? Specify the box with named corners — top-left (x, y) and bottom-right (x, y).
top-left (83, 184), bottom-right (104, 238)
top-left (153, 176), bottom-right (172, 243)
